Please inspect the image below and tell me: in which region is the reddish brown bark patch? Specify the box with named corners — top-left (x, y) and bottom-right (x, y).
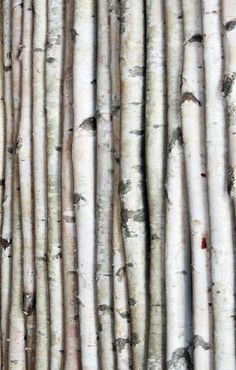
top-left (201, 236), bottom-right (207, 250)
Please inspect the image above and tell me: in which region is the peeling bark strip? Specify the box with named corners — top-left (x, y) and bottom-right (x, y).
top-left (222, 76), bottom-right (235, 97)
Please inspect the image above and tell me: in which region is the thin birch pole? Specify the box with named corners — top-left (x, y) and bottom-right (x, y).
top-left (8, 173), bottom-right (26, 370)
top-left (181, 1), bottom-right (212, 368)
top-left (72, 0), bottom-right (98, 368)
top-left (1, 1), bottom-right (14, 364)
top-left (145, 1), bottom-right (166, 368)
top-left (17, 1), bottom-right (35, 366)
top-left (110, 0), bottom-right (131, 368)
top-left (46, 0), bottom-right (64, 367)
top-left (202, 1), bottom-right (236, 368)
top-left (0, 0), bottom-right (5, 238)
top-left (8, 1), bottom-right (26, 368)
top-left (0, 3), bottom-right (5, 368)
top-left (62, 0), bottom-right (79, 368)
top-left (96, 0), bottom-right (115, 368)
top-left (165, 1), bottom-right (193, 369)
top-left (120, 1), bottom-right (147, 368)
top-left (32, 1), bottom-right (49, 368)
top-left (222, 0), bottom-right (236, 216)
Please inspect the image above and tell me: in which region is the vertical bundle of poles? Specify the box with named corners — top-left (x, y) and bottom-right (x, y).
top-left (0, 1), bottom-right (235, 369)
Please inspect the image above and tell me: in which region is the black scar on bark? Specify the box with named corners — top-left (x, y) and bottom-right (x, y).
top-left (119, 179), bottom-right (132, 195)
top-left (116, 338), bottom-right (129, 353)
top-left (227, 168), bottom-right (235, 196)
top-left (181, 92), bottom-right (201, 106)
top-left (7, 146), bottom-right (13, 154)
top-left (71, 28), bottom-right (78, 42)
top-left (79, 116), bottom-right (96, 131)
top-left (64, 215), bottom-right (75, 223)
top-left (23, 293), bottom-right (36, 316)
top-left (222, 76), bottom-right (234, 97)
top-left (0, 179), bottom-right (5, 187)
top-left (189, 34), bottom-right (203, 43)
top-left (1, 238), bottom-right (12, 249)
top-left (168, 127), bottom-right (184, 152)
top-left (55, 146), bottom-right (61, 151)
top-left (131, 333), bottom-right (141, 346)
top-left (129, 65), bottom-right (145, 77)
top-left (129, 129), bottom-right (144, 136)
top-left (98, 304), bottom-right (112, 313)
top-left (193, 335), bottom-right (210, 350)
top-left (167, 347), bottom-right (193, 370)
top-left (128, 297), bottom-right (136, 306)
top-left (225, 19), bottom-right (236, 31)
top-left (73, 193), bottom-right (86, 205)
top-left (4, 65), bottom-right (12, 72)
top-left (47, 57), bottom-right (55, 64)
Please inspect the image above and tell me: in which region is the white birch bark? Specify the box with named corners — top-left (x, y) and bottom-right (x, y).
top-left (145, 1), bottom-right (166, 368)
top-left (8, 1), bottom-right (26, 368)
top-left (110, 0), bottom-right (131, 368)
top-left (62, 0), bottom-right (79, 368)
top-left (1, 1), bottom-right (14, 364)
top-left (46, 0), bottom-right (64, 367)
top-left (181, 1), bottom-right (213, 369)
top-left (0, 0), bottom-right (5, 237)
top-left (120, 1), bottom-right (147, 368)
top-left (222, 0), bottom-right (236, 217)
top-left (32, 1), bottom-right (49, 368)
top-left (0, 7), bottom-right (5, 368)
top-left (202, 1), bottom-right (236, 368)
top-left (17, 1), bottom-right (35, 366)
top-left (96, 0), bottom-right (115, 368)
top-left (165, 1), bottom-right (192, 369)
top-left (72, 1), bottom-right (98, 368)
top-left (8, 140), bottom-right (26, 370)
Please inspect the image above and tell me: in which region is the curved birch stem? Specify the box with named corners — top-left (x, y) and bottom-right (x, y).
top-left (46, 0), bottom-right (64, 367)
top-left (145, 1), bottom-right (166, 368)
top-left (202, 1), bottom-right (236, 368)
top-left (8, 1), bottom-right (26, 368)
top-left (120, 1), bottom-right (147, 368)
top-left (181, 1), bottom-right (213, 369)
top-left (165, 1), bottom-right (192, 369)
top-left (17, 1), bottom-right (35, 366)
top-left (1, 1), bottom-right (14, 364)
top-left (62, 0), bottom-right (79, 368)
top-left (32, 1), bottom-right (49, 368)
top-left (110, 0), bottom-right (131, 368)
top-left (72, 1), bottom-right (98, 368)
top-left (96, 1), bottom-right (115, 368)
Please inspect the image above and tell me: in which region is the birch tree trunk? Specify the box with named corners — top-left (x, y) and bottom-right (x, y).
top-left (110, 0), bottom-right (131, 368)
top-left (202, 1), bottom-right (236, 368)
top-left (17, 1), bottom-right (35, 366)
top-left (62, 0), bottom-right (79, 368)
top-left (8, 1), bottom-right (26, 368)
top-left (120, 1), bottom-right (147, 368)
top-left (32, 1), bottom-right (49, 368)
top-left (0, 0), bottom-right (5, 239)
top-left (8, 133), bottom-right (26, 370)
top-left (1, 1), bottom-right (14, 364)
top-left (96, 1), bottom-right (115, 368)
top-left (46, 0), bottom-right (64, 367)
top-left (165, 1), bottom-right (192, 369)
top-left (145, 1), bottom-right (166, 368)
top-left (222, 0), bottom-right (236, 219)
top-left (72, 1), bottom-right (98, 369)
top-left (181, 1), bottom-right (213, 368)
top-left (0, 7), bottom-right (5, 368)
